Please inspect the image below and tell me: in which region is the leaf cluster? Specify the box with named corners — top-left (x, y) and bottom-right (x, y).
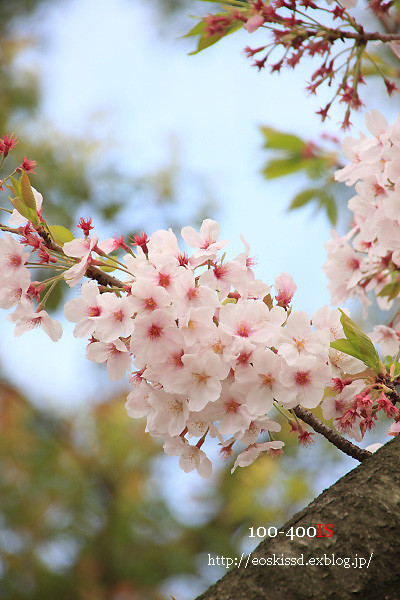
top-left (260, 126), bottom-right (341, 225)
top-left (330, 310), bottom-right (381, 374)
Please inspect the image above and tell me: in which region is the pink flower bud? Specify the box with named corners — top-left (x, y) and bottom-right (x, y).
top-left (244, 14), bottom-right (265, 33)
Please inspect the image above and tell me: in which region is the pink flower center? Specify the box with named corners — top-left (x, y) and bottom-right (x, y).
top-left (30, 316), bottom-right (42, 328)
top-left (295, 371), bottom-right (311, 386)
top-left (144, 297), bottom-right (157, 311)
top-left (236, 322), bottom-right (251, 338)
top-left (214, 264), bottom-right (229, 280)
top-left (9, 254), bottom-right (22, 267)
top-left (109, 344), bottom-right (121, 358)
top-left (261, 374), bottom-right (275, 388)
top-left (88, 306), bottom-right (101, 317)
top-left (237, 351), bottom-right (252, 365)
top-left (348, 257), bottom-right (360, 271)
top-left (201, 235), bottom-right (215, 249)
top-left (225, 398), bottom-right (241, 413)
top-left (169, 350), bottom-right (184, 368)
top-left (178, 252), bottom-right (188, 266)
top-left (148, 323), bottom-right (163, 340)
top-left (167, 399), bottom-right (182, 416)
top-left (113, 310), bottom-right (125, 322)
top-left (187, 287), bottom-right (199, 301)
top-left (194, 371), bottom-right (209, 385)
top-left (158, 272), bottom-right (171, 289)
top-left (373, 182), bottom-right (385, 196)
top-left (295, 338), bottom-right (306, 350)
top-left (212, 340), bottom-right (225, 355)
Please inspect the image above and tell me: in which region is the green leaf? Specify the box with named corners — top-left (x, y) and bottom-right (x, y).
top-left (378, 280), bottom-right (400, 301)
top-left (188, 19), bottom-right (244, 55)
top-left (393, 362), bottom-right (400, 376)
top-left (182, 20), bottom-right (207, 38)
top-left (260, 127), bottom-right (305, 153)
top-left (330, 339), bottom-right (368, 365)
top-left (304, 156), bottom-right (329, 179)
top-left (9, 176), bottom-right (22, 199)
top-left (325, 196), bottom-right (338, 226)
top-left (48, 225), bottom-right (75, 246)
top-left (362, 52), bottom-right (399, 78)
top-left (44, 280), bottom-right (63, 311)
top-left (9, 197), bottom-right (39, 224)
top-left (20, 172), bottom-right (37, 210)
top-left (100, 255), bottom-right (119, 272)
top-left (337, 309), bottom-right (381, 372)
top-left (289, 188), bottom-right (320, 210)
top-left (262, 157), bottom-right (309, 179)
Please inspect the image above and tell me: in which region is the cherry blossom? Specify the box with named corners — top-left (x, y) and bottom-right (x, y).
top-left (0, 234), bottom-right (30, 280)
top-left (95, 293), bottom-right (136, 342)
top-left (8, 301), bottom-right (63, 341)
top-left (86, 339), bottom-right (132, 381)
top-left (235, 349), bottom-right (291, 415)
top-left (163, 437), bottom-right (212, 478)
top-left (369, 326), bottom-right (400, 358)
top-left (1, 174), bottom-right (394, 478)
top-left (146, 389), bottom-right (189, 437)
top-left (275, 272), bottom-right (297, 308)
top-left (279, 355), bottom-right (331, 409)
top-left (231, 441), bottom-right (285, 473)
top-left (63, 233), bottom-right (99, 287)
top-left (326, 111), bottom-right (400, 316)
top-left (181, 218), bottom-right (228, 267)
top-left (64, 279), bottom-right (103, 338)
top-left (177, 352), bottom-right (223, 411)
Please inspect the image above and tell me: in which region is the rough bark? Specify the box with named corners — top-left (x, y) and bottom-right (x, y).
top-left (196, 437), bottom-right (400, 600)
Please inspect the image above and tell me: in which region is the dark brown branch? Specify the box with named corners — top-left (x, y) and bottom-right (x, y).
top-left (326, 29), bottom-right (400, 43)
top-left (292, 405), bottom-right (372, 462)
top-left (383, 380), bottom-right (400, 406)
top-left (85, 265), bottom-right (125, 289)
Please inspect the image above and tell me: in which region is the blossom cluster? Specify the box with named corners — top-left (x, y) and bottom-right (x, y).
top-left (0, 200), bottom-right (63, 342)
top-left (67, 220), bottom-right (359, 477)
top-left (0, 188), bottom-right (370, 477)
top-left (325, 111), bottom-right (400, 354)
top-left (1, 124), bottom-right (400, 477)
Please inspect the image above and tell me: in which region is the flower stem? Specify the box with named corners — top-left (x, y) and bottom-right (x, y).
top-left (292, 405), bottom-right (372, 462)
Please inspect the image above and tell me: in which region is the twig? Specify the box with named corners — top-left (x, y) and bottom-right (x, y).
top-left (325, 29), bottom-right (400, 44)
top-left (292, 405), bottom-right (372, 462)
top-left (35, 229), bottom-right (126, 290)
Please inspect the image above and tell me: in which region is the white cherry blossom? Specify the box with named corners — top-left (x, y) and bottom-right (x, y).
top-left (8, 301), bottom-right (62, 341)
top-left (163, 437), bottom-right (212, 479)
top-left (86, 338), bottom-right (132, 380)
top-left (231, 441), bottom-right (285, 473)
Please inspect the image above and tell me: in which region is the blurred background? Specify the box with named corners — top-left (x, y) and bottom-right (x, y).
top-left (0, 1), bottom-right (399, 598)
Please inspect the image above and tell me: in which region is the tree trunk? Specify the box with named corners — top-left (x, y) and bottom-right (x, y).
top-left (196, 437), bottom-right (400, 600)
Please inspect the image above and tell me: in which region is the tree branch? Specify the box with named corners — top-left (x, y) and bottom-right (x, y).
top-left (292, 405), bottom-right (372, 462)
top-left (35, 228), bottom-right (126, 290)
top-left (326, 29), bottom-right (400, 43)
